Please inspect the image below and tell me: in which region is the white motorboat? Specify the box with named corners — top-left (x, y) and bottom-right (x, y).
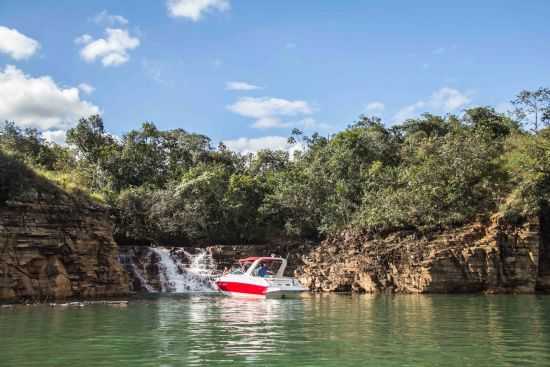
top-left (215, 256), bottom-right (308, 298)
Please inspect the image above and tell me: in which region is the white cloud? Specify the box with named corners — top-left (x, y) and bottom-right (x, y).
top-left (394, 87), bottom-right (471, 121)
top-left (431, 87), bottom-right (470, 110)
top-left (42, 130), bottom-right (67, 145)
top-left (228, 97), bottom-right (313, 129)
top-left (78, 28), bottom-right (140, 67)
top-left (92, 10), bottom-right (129, 26)
top-left (365, 101), bottom-right (385, 114)
top-left (223, 136), bottom-right (303, 155)
top-left (0, 65), bottom-right (99, 131)
top-left (78, 83), bottom-right (95, 95)
top-left (0, 26), bottom-right (40, 60)
top-left (226, 81), bottom-right (261, 91)
top-left (74, 34), bottom-right (93, 45)
top-left (167, 0), bottom-right (230, 21)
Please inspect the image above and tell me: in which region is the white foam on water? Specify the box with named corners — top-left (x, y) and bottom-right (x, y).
top-left (150, 247), bottom-right (217, 293)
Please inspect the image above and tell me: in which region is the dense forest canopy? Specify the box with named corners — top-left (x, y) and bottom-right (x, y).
top-left (2, 88), bottom-right (550, 245)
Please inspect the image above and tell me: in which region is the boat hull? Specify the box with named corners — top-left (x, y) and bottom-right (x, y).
top-left (219, 289), bottom-right (306, 299)
top-left (215, 276), bottom-right (308, 299)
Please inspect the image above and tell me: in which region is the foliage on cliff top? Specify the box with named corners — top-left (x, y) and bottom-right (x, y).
top-left (0, 124), bottom-right (100, 206)
top-left (2, 88), bottom-right (550, 243)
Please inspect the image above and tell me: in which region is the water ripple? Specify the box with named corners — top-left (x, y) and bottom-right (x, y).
top-left (1, 294), bottom-right (550, 366)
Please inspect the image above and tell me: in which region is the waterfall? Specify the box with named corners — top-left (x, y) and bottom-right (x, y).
top-left (150, 247), bottom-right (217, 293)
top-left (118, 252), bottom-right (156, 293)
top-left (184, 249), bottom-right (218, 277)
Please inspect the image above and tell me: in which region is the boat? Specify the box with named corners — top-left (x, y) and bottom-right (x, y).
top-left (215, 256), bottom-right (308, 298)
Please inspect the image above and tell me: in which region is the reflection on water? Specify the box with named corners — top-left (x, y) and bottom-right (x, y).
top-left (1, 294), bottom-right (550, 366)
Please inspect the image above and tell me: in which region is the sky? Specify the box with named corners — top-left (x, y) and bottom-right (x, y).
top-left (0, 0), bottom-right (549, 153)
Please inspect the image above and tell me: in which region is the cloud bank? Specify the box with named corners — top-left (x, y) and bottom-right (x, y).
top-left (0, 65), bottom-right (99, 133)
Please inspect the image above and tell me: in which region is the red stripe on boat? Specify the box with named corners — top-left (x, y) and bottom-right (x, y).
top-left (216, 281), bottom-right (267, 295)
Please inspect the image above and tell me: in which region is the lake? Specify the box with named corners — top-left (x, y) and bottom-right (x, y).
top-left (1, 294), bottom-right (550, 366)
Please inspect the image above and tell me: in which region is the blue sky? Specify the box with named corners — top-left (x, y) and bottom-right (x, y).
top-left (0, 0), bottom-right (549, 152)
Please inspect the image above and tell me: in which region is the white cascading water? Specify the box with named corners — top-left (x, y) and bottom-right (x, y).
top-left (118, 252), bottom-right (156, 293)
top-left (184, 249), bottom-right (218, 276)
top-left (150, 247), bottom-right (217, 293)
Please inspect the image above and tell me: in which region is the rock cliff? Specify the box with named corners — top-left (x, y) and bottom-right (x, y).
top-left (0, 158), bottom-right (129, 302)
top-left (0, 201), bottom-right (129, 302)
top-left (297, 216), bottom-right (547, 293)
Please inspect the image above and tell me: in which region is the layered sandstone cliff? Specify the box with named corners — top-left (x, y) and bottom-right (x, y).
top-left (0, 166), bottom-right (129, 302)
top-left (0, 200), bottom-right (129, 302)
top-left (297, 216), bottom-right (546, 293)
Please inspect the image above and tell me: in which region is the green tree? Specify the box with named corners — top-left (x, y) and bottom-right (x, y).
top-left (0, 121), bottom-right (71, 170)
top-left (511, 88), bottom-right (550, 131)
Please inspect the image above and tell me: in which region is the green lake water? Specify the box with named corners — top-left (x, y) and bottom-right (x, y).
top-left (1, 294), bottom-right (550, 366)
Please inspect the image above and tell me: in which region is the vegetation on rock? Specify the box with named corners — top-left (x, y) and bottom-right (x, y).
top-left (2, 88), bottom-right (550, 245)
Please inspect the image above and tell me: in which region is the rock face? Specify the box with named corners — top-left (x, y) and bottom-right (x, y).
top-left (297, 217), bottom-right (546, 294)
top-left (0, 201), bottom-right (129, 302)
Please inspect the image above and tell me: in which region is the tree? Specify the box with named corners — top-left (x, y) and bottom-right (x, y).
top-left (399, 113), bottom-right (450, 142)
top-left (357, 128), bottom-right (505, 230)
top-left (463, 106), bottom-right (518, 139)
top-left (66, 115), bottom-right (115, 163)
top-left (287, 128), bottom-right (303, 145)
top-left (0, 121), bottom-right (70, 170)
top-left (511, 88), bottom-right (550, 131)
top-left (248, 150), bottom-right (290, 175)
top-left (65, 115), bottom-right (121, 191)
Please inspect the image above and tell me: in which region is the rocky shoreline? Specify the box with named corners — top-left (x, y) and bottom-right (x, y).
top-left (297, 215), bottom-right (550, 294)
top-left (2, 195), bottom-right (550, 302)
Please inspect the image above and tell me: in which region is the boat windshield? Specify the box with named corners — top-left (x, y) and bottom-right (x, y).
top-left (253, 260), bottom-right (283, 277)
top-left (227, 262), bottom-right (249, 275)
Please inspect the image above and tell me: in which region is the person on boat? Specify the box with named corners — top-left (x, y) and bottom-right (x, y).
top-left (258, 262), bottom-right (269, 277)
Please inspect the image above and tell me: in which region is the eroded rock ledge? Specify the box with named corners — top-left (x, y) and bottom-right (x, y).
top-left (0, 200), bottom-right (129, 302)
top-left (297, 217), bottom-right (548, 293)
